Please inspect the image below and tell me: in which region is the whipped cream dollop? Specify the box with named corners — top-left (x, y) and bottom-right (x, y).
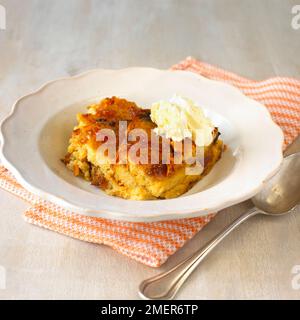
top-left (150, 94), bottom-right (215, 147)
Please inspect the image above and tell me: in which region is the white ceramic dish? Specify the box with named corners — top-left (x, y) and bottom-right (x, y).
top-left (0, 68), bottom-right (283, 222)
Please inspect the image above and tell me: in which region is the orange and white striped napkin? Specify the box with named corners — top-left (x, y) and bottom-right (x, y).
top-left (0, 57), bottom-right (299, 267)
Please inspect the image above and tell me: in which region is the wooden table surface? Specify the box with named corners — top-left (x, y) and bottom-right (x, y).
top-left (0, 0), bottom-right (300, 300)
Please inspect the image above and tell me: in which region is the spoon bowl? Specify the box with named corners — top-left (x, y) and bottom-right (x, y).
top-left (252, 152), bottom-right (300, 215)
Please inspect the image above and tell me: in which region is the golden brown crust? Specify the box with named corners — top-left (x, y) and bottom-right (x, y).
top-left (64, 97), bottom-right (224, 200)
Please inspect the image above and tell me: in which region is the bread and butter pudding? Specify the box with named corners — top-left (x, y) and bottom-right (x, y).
top-left (63, 95), bottom-right (223, 200)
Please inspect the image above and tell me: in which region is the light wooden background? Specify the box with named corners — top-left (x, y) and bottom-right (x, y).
top-left (0, 0), bottom-right (300, 300)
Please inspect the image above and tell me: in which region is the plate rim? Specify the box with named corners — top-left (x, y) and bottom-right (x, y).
top-left (0, 67), bottom-right (284, 222)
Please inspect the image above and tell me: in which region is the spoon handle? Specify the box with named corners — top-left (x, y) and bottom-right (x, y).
top-left (139, 207), bottom-right (259, 300)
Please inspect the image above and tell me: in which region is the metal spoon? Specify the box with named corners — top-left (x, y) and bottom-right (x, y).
top-left (139, 152), bottom-right (300, 300)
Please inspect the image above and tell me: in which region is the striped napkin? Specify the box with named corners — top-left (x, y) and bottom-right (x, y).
top-left (0, 57), bottom-right (299, 267)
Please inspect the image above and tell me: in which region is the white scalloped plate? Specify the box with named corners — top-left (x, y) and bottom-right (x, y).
top-left (0, 68), bottom-right (283, 222)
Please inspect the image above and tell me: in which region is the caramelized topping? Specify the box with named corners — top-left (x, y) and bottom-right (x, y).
top-left (67, 97), bottom-right (221, 178)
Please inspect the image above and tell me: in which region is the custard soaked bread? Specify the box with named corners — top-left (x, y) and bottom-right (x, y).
top-left (63, 97), bottom-right (223, 200)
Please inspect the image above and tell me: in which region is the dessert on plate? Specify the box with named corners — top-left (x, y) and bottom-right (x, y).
top-left (63, 95), bottom-right (223, 200)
